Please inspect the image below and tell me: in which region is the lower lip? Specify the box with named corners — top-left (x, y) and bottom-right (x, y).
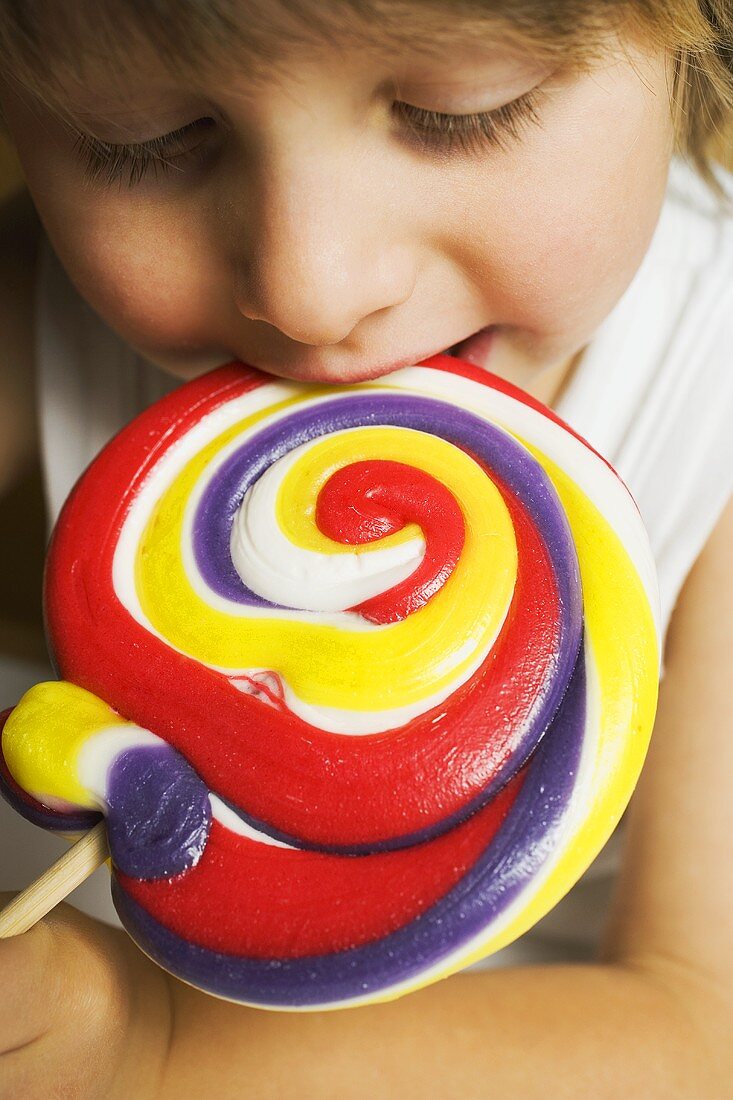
top-left (447, 326), bottom-right (496, 370)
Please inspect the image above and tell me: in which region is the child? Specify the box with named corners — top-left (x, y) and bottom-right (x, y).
top-left (1, 1), bottom-right (733, 1095)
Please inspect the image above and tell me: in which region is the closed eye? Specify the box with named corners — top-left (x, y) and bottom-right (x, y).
top-left (393, 87), bottom-right (545, 156)
top-left (73, 117), bottom-right (217, 188)
top-left (72, 85), bottom-right (546, 190)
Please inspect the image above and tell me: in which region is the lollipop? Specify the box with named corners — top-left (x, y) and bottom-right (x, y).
top-left (0, 356), bottom-right (660, 1010)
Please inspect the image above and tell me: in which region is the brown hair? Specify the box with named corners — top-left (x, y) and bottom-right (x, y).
top-left (1, 0), bottom-right (732, 196)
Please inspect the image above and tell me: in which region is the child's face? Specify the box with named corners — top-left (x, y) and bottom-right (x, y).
top-left (1, 16), bottom-right (674, 392)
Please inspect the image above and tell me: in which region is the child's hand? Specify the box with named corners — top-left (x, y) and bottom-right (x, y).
top-left (0, 891), bottom-right (171, 1100)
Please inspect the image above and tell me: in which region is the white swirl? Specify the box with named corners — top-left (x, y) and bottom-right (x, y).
top-left (229, 436), bottom-right (426, 611)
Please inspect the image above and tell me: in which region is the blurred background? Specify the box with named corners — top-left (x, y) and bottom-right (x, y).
top-left (0, 133), bottom-right (45, 669)
top-left (0, 132), bottom-right (118, 921)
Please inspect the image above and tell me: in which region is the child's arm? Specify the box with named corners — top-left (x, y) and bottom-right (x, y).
top-left (3, 493), bottom-right (730, 1099)
top-left (0, 187), bottom-right (41, 501)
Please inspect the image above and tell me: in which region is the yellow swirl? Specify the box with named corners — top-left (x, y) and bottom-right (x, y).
top-left (135, 411), bottom-right (517, 712)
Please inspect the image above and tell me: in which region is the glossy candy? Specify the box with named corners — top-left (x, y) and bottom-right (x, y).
top-left (0, 356), bottom-right (660, 1010)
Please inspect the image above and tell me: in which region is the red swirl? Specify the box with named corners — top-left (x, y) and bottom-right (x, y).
top-left (316, 459), bottom-right (465, 624)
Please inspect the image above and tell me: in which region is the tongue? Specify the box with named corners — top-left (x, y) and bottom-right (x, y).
top-left (448, 326), bottom-right (495, 368)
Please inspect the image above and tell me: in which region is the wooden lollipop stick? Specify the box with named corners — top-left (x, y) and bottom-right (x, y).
top-left (0, 821), bottom-right (109, 937)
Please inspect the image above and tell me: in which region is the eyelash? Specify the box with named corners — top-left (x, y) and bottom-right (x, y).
top-left (395, 89), bottom-right (543, 157)
top-left (73, 119), bottom-right (214, 188)
top-left (73, 88), bottom-right (544, 189)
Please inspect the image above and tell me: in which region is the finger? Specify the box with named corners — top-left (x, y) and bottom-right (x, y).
top-left (0, 891), bottom-right (61, 1054)
top-left (0, 890), bottom-right (127, 1053)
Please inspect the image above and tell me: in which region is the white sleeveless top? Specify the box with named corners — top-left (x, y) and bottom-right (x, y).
top-left (31, 157), bottom-right (733, 961)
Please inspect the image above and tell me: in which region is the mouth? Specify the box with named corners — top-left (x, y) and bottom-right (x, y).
top-left (443, 325), bottom-right (497, 369)
top-left (380, 324), bottom-right (497, 376)
top-left (224, 326), bottom-right (497, 386)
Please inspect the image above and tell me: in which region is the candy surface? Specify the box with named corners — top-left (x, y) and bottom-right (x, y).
top-left (0, 356), bottom-right (660, 1010)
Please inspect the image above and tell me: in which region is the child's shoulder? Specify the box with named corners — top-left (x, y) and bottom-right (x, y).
top-left (659, 158), bottom-right (733, 271)
top-left (0, 186), bottom-right (42, 498)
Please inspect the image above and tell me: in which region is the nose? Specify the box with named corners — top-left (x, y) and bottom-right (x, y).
top-left (232, 143), bottom-right (417, 348)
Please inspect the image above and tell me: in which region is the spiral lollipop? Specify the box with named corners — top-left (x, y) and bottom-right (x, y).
top-left (0, 356), bottom-right (660, 1010)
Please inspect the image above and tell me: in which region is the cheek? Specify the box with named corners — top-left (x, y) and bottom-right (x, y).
top-left (50, 205), bottom-right (230, 353)
top-left (0, 89), bottom-right (226, 354)
top-left (449, 49), bottom-right (674, 349)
